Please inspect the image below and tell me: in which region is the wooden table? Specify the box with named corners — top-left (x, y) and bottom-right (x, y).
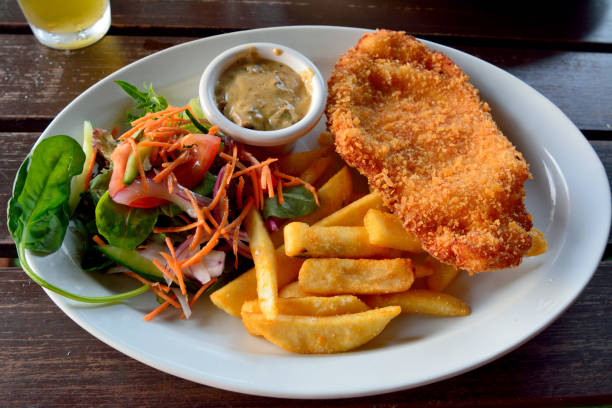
top-left (1, 1), bottom-right (611, 406)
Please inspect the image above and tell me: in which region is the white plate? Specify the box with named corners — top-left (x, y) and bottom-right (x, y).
top-left (26, 26), bottom-right (610, 398)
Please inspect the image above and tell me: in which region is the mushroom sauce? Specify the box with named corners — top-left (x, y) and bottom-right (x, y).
top-left (215, 53), bottom-right (311, 131)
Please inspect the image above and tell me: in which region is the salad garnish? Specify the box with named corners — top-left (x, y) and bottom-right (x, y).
top-left (8, 81), bottom-right (320, 318)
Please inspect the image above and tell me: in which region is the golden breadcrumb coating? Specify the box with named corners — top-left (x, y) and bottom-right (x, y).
top-left (326, 30), bottom-right (533, 272)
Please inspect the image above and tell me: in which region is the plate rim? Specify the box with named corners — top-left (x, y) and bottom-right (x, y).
top-left (24, 25), bottom-right (611, 399)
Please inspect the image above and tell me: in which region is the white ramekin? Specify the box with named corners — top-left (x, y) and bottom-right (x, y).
top-left (199, 42), bottom-right (326, 147)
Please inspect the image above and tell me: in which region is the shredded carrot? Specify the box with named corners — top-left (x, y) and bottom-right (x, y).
top-left (152, 150), bottom-right (189, 183)
top-left (275, 170), bottom-right (320, 206)
top-left (231, 158), bottom-right (278, 179)
top-left (127, 138), bottom-right (148, 192)
top-left (164, 237), bottom-right (187, 295)
top-left (152, 258), bottom-right (180, 286)
top-left (236, 176), bottom-right (245, 208)
top-left (277, 179), bottom-right (284, 205)
top-left (83, 147), bottom-right (98, 193)
top-left (188, 278), bottom-right (217, 307)
top-left (118, 122), bottom-right (146, 140)
top-left (151, 146), bottom-right (159, 163)
top-left (265, 166), bottom-right (275, 199)
top-left (92, 235), bottom-right (106, 246)
top-left (138, 141), bottom-right (173, 148)
top-left (207, 163), bottom-right (232, 212)
top-left (208, 125), bottom-right (219, 135)
top-left (185, 189), bottom-right (205, 249)
top-left (144, 106), bottom-right (188, 133)
top-left (232, 226), bottom-right (240, 262)
top-left (153, 221), bottom-right (203, 233)
top-left (181, 197), bottom-right (229, 268)
top-left (219, 152), bottom-right (246, 171)
top-left (249, 169), bottom-right (260, 210)
top-left (144, 300), bottom-right (171, 321)
top-left (202, 208), bottom-right (220, 231)
top-left (223, 198), bottom-right (253, 234)
top-left (124, 271), bottom-right (170, 294)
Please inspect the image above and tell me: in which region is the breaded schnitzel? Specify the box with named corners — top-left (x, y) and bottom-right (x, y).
top-left (326, 30), bottom-right (533, 273)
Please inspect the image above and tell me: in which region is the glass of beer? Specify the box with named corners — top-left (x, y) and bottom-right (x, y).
top-left (17, 0), bottom-right (111, 50)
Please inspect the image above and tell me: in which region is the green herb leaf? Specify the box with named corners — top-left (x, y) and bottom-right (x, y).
top-left (115, 80), bottom-right (168, 122)
top-left (89, 168), bottom-right (112, 206)
top-left (263, 185), bottom-right (318, 219)
top-left (95, 191), bottom-right (158, 249)
top-left (9, 135), bottom-right (85, 253)
top-left (192, 172), bottom-right (217, 197)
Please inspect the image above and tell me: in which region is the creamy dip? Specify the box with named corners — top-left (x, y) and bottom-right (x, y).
top-left (215, 52), bottom-right (311, 131)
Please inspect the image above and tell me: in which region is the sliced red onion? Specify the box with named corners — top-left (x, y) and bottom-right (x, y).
top-left (174, 235), bottom-right (225, 285)
top-left (137, 243), bottom-right (174, 287)
top-left (171, 287), bottom-right (192, 319)
top-left (212, 166), bottom-right (226, 223)
top-left (265, 218), bottom-right (279, 232)
top-left (113, 179), bottom-right (211, 218)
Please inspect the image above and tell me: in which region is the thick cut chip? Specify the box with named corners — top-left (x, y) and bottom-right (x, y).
top-left (294, 166), bottom-right (353, 225)
top-left (425, 256), bottom-right (460, 292)
top-left (284, 222), bottom-right (400, 258)
top-left (326, 30), bottom-right (533, 272)
top-left (277, 148), bottom-right (327, 176)
top-left (209, 245), bottom-right (302, 317)
top-left (362, 289), bottom-right (470, 316)
top-left (210, 167), bottom-right (352, 317)
top-left (245, 208), bottom-right (278, 319)
top-left (241, 306), bottom-right (401, 353)
top-left (315, 192), bottom-right (384, 227)
top-left (364, 209), bottom-right (422, 252)
top-left (299, 258), bottom-right (414, 295)
top-left (241, 295), bottom-right (369, 336)
top-left (279, 281), bottom-right (312, 298)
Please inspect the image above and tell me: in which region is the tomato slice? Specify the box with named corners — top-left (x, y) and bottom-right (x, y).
top-left (173, 133), bottom-right (221, 188)
top-left (108, 141), bottom-right (132, 197)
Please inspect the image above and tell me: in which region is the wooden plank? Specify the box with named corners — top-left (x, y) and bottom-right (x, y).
top-left (3, 0), bottom-right (612, 47)
top-left (1, 34), bottom-right (612, 132)
top-left (1, 259), bottom-right (610, 407)
top-left (1, 137), bottom-right (611, 257)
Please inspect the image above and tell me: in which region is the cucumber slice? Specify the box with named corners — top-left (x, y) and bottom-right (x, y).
top-left (188, 97), bottom-right (205, 119)
top-left (123, 145), bottom-right (152, 185)
top-left (69, 120), bottom-right (94, 214)
top-left (95, 245), bottom-right (198, 292)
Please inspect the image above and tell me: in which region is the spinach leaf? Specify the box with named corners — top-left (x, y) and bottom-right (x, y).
top-left (71, 194), bottom-right (113, 271)
top-left (193, 172), bottom-right (217, 197)
top-left (159, 202), bottom-right (184, 217)
top-left (89, 168), bottom-right (112, 206)
top-left (115, 80), bottom-right (168, 122)
top-left (9, 135), bottom-right (85, 253)
top-left (95, 191), bottom-right (158, 249)
top-left (263, 185), bottom-right (318, 219)
top-left (8, 135), bottom-right (150, 303)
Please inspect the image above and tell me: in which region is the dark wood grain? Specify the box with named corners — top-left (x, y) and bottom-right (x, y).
top-left (1, 259), bottom-right (611, 407)
top-left (2, 34), bottom-right (612, 132)
top-left (3, 0), bottom-right (612, 49)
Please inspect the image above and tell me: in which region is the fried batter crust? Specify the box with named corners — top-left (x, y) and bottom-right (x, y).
top-left (326, 30), bottom-right (532, 272)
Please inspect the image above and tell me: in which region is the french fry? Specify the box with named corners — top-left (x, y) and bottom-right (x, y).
top-left (362, 289), bottom-right (470, 316)
top-left (426, 256), bottom-right (460, 292)
top-left (241, 295), bottom-right (370, 336)
top-left (242, 295), bottom-right (369, 317)
top-left (244, 208), bottom-right (278, 319)
top-left (277, 148), bottom-right (326, 175)
top-left (315, 192), bottom-right (384, 227)
top-left (363, 209), bottom-right (422, 252)
top-left (209, 246), bottom-right (303, 317)
top-left (317, 131), bottom-right (335, 148)
top-left (241, 306), bottom-right (401, 353)
top-left (299, 155), bottom-right (334, 185)
top-left (279, 281), bottom-right (312, 298)
top-left (284, 222), bottom-right (401, 258)
top-left (299, 258), bottom-right (414, 295)
top-left (414, 263), bottom-right (434, 278)
top-left (295, 166), bottom-right (353, 225)
top-left (210, 167), bottom-right (353, 317)
top-left (527, 228), bottom-right (547, 257)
